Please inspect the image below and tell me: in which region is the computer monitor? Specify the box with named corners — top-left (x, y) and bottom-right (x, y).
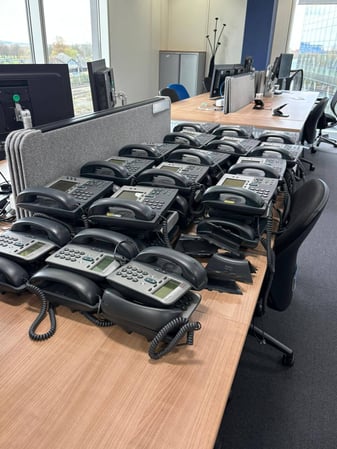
top-left (209, 64), bottom-right (244, 99)
top-left (0, 64), bottom-right (74, 142)
top-left (87, 59), bottom-right (116, 112)
top-left (278, 53), bottom-right (294, 80)
top-left (271, 53), bottom-right (293, 81)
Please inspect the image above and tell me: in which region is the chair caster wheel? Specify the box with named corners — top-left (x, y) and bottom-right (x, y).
top-left (282, 353), bottom-right (294, 367)
top-left (310, 165), bottom-right (315, 171)
top-left (311, 147), bottom-right (317, 153)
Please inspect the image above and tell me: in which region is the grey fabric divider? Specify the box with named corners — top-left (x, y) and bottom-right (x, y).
top-left (6, 97), bottom-right (170, 202)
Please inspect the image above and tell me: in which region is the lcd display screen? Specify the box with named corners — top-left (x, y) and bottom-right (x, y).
top-left (18, 241), bottom-right (45, 257)
top-left (91, 255), bottom-right (115, 273)
top-left (222, 178), bottom-right (246, 188)
top-left (49, 179), bottom-right (77, 191)
top-left (153, 279), bottom-right (180, 299)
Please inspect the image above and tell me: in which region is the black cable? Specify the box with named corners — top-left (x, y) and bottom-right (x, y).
top-left (148, 317), bottom-right (201, 360)
top-left (82, 311), bottom-right (114, 327)
top-left (26, 283), bottom-right (57, 341)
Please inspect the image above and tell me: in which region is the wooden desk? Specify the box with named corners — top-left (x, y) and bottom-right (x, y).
top-left (171, 91), bottom-right (318, 132)
top-left (0, 252), bottom-right (267, 449)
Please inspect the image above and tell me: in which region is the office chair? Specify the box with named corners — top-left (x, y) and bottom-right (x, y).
top-left (250, 178), bottom-right (330, 366)
top-left (315, 89), bottom-right (337, 148)
top-left (284, 69), bottom-right (304, 91)
top-left (300, 96), bottom-right (329, 156)
top-left (167, 83), bottom-right (190, 100)
top-left (159, 87), bottom-right (180, 103)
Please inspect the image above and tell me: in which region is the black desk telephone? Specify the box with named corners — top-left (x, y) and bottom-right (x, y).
top-left (80, 157), bottom-right (155, 185)
top-left (45, 228), bottom-right (139, 281)
top-left (172, 121), bottom-right (220, 134)
top-left (0, 216), bottom-right (71, 293)
top-left (166, 148), bottom-right (231, 181)
top-left (212, 125), bottom-right (254, 138)
top-left (16, 176), bottom-right (115, 222)
top-left (135, 162), bottom-right (209, 194)
top-left (118, 143), bottom-right (179, 161)
top-left (163, 131), bottom-right (216, 148)
top-left (228, 156), bottom-right (287, 180)
top-left (29, 247), bottom-right (206, 359)
top-left (88, 185), bottom-right (178, 231)
top-left (106, 246), bottom-right (207, 306)
top-left (215, 173), bottom-right (278, 209)
top-left (205, 136), bottom-right (260, 155)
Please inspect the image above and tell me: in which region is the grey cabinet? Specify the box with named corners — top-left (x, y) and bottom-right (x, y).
top-left (159, 51), bottom-right (206, 96)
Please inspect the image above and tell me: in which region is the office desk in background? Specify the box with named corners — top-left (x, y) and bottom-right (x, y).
top-left (0, 152), bottom-right (268, 449)
top-left (171, 91), bottom-right (319, 133)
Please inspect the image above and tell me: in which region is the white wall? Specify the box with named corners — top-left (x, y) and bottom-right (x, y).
top-left (107, 0), bottom-right (166, 104)
top-left (107, 0), bottom-right (291, 104)
top-left (271, 0), bottom-right (295, 63)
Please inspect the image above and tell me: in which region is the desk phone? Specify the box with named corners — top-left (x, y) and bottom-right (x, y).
top-left (216, 173), bottom-right (278, 205)
top-left (172, 121), bottom-right (220, 134)
top-left (0, 216), bottom-right (71, 263)
top-left (136, 162), bottom-right (210, 193)
top-left (16, 176), bottom-right (114, 221)
top-left (88, 185), bottom-right (179, 231)
top-left (166, 148), bottom-right (231, 181)
top-left (163, 130), bottom-right (217, 148)
top-left (229, 156), bottom-right (287, 180)
top-left (80, 156), bottom-right (155, 185)
top-left (118, 143), bottom-right (180, 161)
top-left (253, 142), bottom-right (304, 166)
top-left (106, 246), bottom-right (207, 307)
top-left (46, 228), bottom-right (139, 281)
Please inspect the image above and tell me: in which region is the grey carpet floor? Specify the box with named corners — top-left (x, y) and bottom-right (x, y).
top-left (214, 143), bottom-right (337, 449)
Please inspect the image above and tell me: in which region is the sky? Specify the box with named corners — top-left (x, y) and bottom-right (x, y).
top-left (0, 0), bottom-right (92, 45)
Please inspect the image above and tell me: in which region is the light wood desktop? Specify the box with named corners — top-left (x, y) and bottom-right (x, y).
top-left (171, 91), bottom-right (318, 133)
top-left (0, 151), bottom-right (269, 449)
top-left (0, 252), bottom-right (267, 449)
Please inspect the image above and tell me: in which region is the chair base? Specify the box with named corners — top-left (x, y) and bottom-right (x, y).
top-left (249, 323), bottom-right (295, 366)
top-left (316, 134), bottom-right (337, 148)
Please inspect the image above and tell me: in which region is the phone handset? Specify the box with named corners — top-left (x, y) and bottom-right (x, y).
top-left (11, 216), bottom-right (72, 246)
top-left (228, 162), bottom-right (279, 179)
top-left (118, 143), bottom-right (160, 158)
top-left (258, 132), bottom-right (295, 144)
top-left (29, 266), bottom-right (102, 311)
top-left (202, 185), bottom-right (265, 214)
top-left (212, 126), bottom-right (253, 138)
top-left (134, 246), bottom-right (207, 290)
top-left (71, 228), bottom-right (139, 259)
top-left (168, 149), bottom-right (214, 165)
top-left (205, 139), bottom-right (246, 155)
top-left (80, 160), bottom-right (129, 180)
top-left (0, 256), bottom-right (29, 291)
top-left (16, 186), bottom-right (79, 211)
top-left (88, 198), bottom-right (156, 221)
top-left (163, 132), bottom-right (202, 147)
top-left (173, 122), bottom-right (205, 133)
top-left (249, 146), bottom-right (295, 162)
top-left (136, 168), bottom-right (191, 189)
top-left (196, 218), bottom-right (259, 253)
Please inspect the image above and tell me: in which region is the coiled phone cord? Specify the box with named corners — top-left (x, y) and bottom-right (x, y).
top-left (26, 283), bottom-right (57, 341)
top-left (82, 311), bottom-right (114, 327)
top-left (148, 317), bottom-right (201, 360)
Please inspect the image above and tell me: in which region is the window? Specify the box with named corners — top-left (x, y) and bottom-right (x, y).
top-left (288, 1), bottom-right (337, 97)
top-left (0, 0), bottom-right (32, 64)
top-left (0, 0), bottom-right (109, 115)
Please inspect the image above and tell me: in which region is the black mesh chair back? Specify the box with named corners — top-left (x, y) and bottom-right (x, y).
top-left (300, 96), bottom-right (329, 146)
top-left (316, 90), bottom-right (337, 147)
top-left (249, 178), bottom-right (329, 366)
top-left (268, 178), bottom-right (329, 311)
top-left (285, 69), bottom-right (303, 91)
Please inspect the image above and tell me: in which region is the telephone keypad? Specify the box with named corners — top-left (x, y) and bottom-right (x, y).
top-left (108, 260), bottom-right (191, 306)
